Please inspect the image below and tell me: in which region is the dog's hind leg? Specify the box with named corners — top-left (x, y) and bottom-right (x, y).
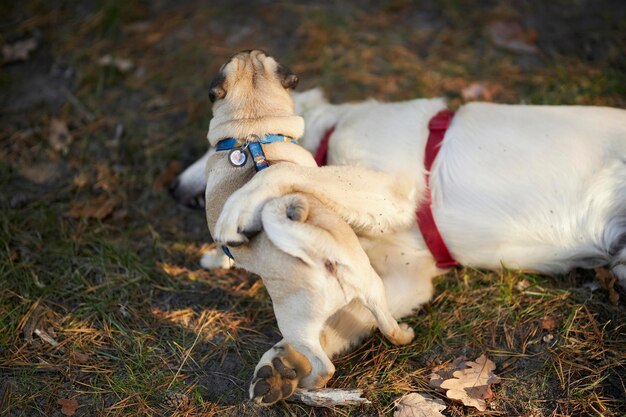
top-left (262, 194), bottom-right (414, 346)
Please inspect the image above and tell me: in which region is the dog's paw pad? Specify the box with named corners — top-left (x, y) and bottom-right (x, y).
top-left (252, 380), bottom-right (271, 397)
top-left (272, 357), bottom-right (297, 379)
top-left (250, 361), bottom-right (297, 405)
top-left (249, 344), bottom-right (312, 406)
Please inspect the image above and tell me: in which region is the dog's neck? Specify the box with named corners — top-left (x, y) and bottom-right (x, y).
top-left (207, 115), bottom-right (305, 147)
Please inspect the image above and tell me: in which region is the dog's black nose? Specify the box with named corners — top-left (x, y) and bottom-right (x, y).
top-left (168, 178), bottom-right (180, 197)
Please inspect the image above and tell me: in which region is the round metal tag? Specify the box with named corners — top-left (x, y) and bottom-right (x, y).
top-left (228, 149), bottom-right (247, 167)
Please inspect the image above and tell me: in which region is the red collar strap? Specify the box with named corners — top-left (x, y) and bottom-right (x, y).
top-left (314, 126), bottom-right (335, 166)
top-left (417, 110), bottom-right (458, 268)
top-left (314, 112), bottom-right (458, 268)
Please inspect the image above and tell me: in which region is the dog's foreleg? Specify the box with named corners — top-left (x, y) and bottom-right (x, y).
top-left (213, 164), bottom-right (418, 245)
top-left (250, 316), bottom-right (336, 405)
top-left (249, 340), bottom-right (312, 406)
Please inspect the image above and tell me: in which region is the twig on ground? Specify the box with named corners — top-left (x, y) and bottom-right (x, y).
top-left (34, 328), bottom-right (59, 347)
top-left (288, 388), bottom-right (371, 407)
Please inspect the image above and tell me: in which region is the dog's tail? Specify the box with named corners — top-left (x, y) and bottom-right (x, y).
top-left (283, 194), bottom-right (310, 223)
top-left (261, 193), bottom-right (364, 269)
top-left (261, 193), bottom-right (320, 266)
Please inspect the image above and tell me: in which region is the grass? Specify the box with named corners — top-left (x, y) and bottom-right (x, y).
top-left (1, 1), bottom-right (625, 416)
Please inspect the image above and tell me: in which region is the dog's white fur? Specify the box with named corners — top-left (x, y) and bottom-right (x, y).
top-left (203, 51), bottom-right (415, 404)
top-left (175, 76), bottom-right (626, 396)
top-left (215, 89), bottom-right (626, 279)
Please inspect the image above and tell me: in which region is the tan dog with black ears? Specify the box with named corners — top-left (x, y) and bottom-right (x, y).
top-left (203, 50), bottom-right (415, 405)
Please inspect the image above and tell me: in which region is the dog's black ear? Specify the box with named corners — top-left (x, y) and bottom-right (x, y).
top-left (208, 71), bottom-right (226, 102)
top-left (276, 63), bottom-right (299, 90)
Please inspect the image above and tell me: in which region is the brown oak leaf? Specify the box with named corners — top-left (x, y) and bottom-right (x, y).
top-left (67, 194), bottom-right (119, 220)
top-left (541, 316), bottom-right (556, 331)
top-left (19, 161), bottom-right (61, 185)
top-left (58, 398), bottom-right (79, 416)
top-left (49, 118), bottom-right (73, 153)
top-left (394, 393), bottom-right (446, 417)
top-left (594, 268), bottom-right (619, 305)
top-left (430, 356), bottom-right (467, 390)
top-left (486, 20), bottom-right (538, 54)
top-left (2, 38), bottom-right (37, 62)
top-left (153, 160), bottom-right (182, 190)
top-left (438, 354), bottom-right (501, 411)
top-left (71, 350), bottom-right (89, 364)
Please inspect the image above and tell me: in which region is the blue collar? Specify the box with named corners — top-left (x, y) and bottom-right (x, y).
top-left (215, 134), bottom-right (298, 172)
top-left (216, 134), bottom-right (298, 261)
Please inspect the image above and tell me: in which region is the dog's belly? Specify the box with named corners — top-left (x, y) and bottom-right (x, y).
top-left (430, 104), bottom-right (626, 272)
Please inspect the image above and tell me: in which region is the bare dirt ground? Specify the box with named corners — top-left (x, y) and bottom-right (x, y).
top-left (1, 1), bottom-right (625, 416)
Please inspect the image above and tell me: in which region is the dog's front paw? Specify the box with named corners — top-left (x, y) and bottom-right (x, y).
top-left (213, 199), bottom-right (263, 246)
top-left (199, 247), bottom-right (233, 270)
top-left (250, 344), bottom-right (312, 405)
top-left (213, 206), bottom-right (252, 246)
top-left (392, 323), bottom-right (415, 346)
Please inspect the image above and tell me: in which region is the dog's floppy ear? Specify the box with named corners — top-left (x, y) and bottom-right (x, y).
top-left (276, 63), bottom-right (299, 90)
top-left (208, 71), bottom-right (226, 103)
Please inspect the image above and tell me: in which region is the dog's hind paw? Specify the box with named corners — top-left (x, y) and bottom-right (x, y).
top-left (250, 344), bottom-right (312, 405)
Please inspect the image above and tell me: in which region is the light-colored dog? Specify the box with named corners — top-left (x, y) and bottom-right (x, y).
top-left (203, 50), bottom-right (415, 405)
top-left (170, 53), bottom-right (626, 401)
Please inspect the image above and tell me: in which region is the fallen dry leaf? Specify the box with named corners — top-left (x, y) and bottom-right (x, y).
top-left (145, 96), bottom-right (170, 110)
top-left (153, 160), bottom-right (182, 190)
top-left (94, 163), bottom-right (115, 192)
top-left (515, 279), bottom-right (530, 291)
top-left (19, 161), bottom-right (61, 184)
top-left (438, 354), bottom-right (501, 411)
top-left (2, 38), bottom-right (37, 63)
top-left (430, 356), bottom-right (467, 389)
top-left (461, 82), bottom-right (498, 101)
top-left (541, 316), bottom-right (556, 331)
top-left (49, 118), bottom-right (73, 153)
top-left (486, 20), bottom-right (538, 54)
top-left (98, 54), bottom-right (134, 72)
top-left (72, 172), bottom-right (89, 189)
top-left (595, 268), bottom-right (619, 305)
top-left (67, 194), bottom-right (119, 220)
top-left (71, 351), bottom-right (89, 364)
top-left (394, 392), bottom-right (446, 417)
top-left (58, 398), bottom-right (79, 416)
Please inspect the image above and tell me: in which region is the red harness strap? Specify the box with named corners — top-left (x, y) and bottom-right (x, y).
top-left (417, 110), bottom-right (458, 268)
top-left (314, 112), bottom-right (457, 268)
top-left (314, 126), bottom-right (335, 166)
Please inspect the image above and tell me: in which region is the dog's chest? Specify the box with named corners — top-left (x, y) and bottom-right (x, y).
top-left (204, 155), bottom-right (255, 235)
